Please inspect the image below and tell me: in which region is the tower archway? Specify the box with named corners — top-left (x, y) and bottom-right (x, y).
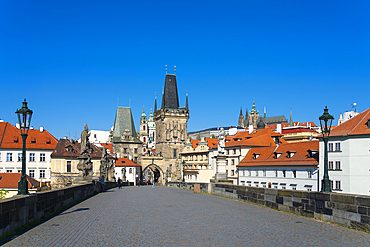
top-left (142, 164), bottom-right (165, 185)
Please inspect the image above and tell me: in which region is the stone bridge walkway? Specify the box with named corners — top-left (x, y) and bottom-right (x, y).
top-left (3, 186), bottom-right (370, 246)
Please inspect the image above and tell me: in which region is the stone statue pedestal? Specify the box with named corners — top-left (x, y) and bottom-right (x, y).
top-left (215, 154), bottom-right (227, 180)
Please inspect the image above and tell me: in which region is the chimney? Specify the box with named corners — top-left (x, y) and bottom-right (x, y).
top-left (0, 119), bottom-right (4, 122)
top-left (40, 126), bottom-right (44, 133)
top-left (248, 125), bottom-right (253, 134)
top-left (277, 124), bottom-right (282, 134)
top-left (16, 123), bottom-right (20, 129)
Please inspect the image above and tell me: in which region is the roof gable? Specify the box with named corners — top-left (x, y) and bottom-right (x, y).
top-left (113, 107), bottom-right (139, 140)
top-left (330, 108), bottom-right (370, 137)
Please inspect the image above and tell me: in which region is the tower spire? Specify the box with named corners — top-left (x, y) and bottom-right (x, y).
top-left (154, 92), bottom-right (157, 111)
top-left (186, 91), bottom-right (189, 110)
top-left (238, 107), bottom-right (244, 127)
top-left (290, 106), bottom-right (293, 127)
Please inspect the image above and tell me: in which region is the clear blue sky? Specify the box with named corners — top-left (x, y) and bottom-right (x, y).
top-left (1, 1), bottom-right (369, 139)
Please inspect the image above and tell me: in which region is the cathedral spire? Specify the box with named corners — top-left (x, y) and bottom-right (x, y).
top-left (238, 107), bottom-right (244, 127)
top-left (290, 106), bottom-right (293, 127)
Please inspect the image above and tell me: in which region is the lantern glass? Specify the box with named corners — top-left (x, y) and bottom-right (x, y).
top-left (15, 99), bottom-right (33, 134)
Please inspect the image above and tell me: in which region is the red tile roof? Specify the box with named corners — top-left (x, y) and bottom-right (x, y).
top-left (266, 121), bottom-right (317, 130)
top-left (115, 158), bottom-right (141, 167)
top-left (101, 143), bottom-right (114, 154)
top-left (330, 108), bottom-right (370, 137)
top-left (0, 173), bottom-right (39, 189)
top-left (225, 128), bottom-right (285, 148)
top-left (190, 138), bottom-right (218, 149)
top-left (51, 139), bottom-right (114, 159)
top-left (237, 140), bottom-right (319, 167)
top-left (0, 122), bottom-right (58, 150)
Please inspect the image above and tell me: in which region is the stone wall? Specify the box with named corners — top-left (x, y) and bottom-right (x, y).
top-left (0, 181), bottom-right (116, 237)
top-left (168, 182), bottom-right (370, 232)
top-left (213, 183), bottom-right (370, 232)
top-left (168, 182), bottom-right (211, 193)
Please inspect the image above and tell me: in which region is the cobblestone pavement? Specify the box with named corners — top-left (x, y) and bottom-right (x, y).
top-left (3, 186), bottom-right (370, 246)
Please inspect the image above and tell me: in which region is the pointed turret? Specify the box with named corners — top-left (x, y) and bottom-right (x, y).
top-left (154, 93), bottom-right (157, 111)
top-left (186, 91), bottom-right (189, 110)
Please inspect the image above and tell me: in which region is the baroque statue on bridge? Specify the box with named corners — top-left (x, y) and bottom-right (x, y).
top-left (77, 124), bottom-right (92, 177)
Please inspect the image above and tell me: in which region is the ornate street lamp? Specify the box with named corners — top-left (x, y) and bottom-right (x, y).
top-left (15, 99), bottom-right (33, 195)
top-left (182, 160), bottom-right (185, 182)
top-left (319, 106), bottom-right (334, 192)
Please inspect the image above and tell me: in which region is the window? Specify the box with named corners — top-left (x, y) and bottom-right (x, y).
top-left (134, 148), bottom-right (137, 154)
top-left (255, 170), bottom-right (258, 176)
top-left (7, 153), bottom-right (12, 162)
top-left (305, 185), bottom-right (312, 191)
top-left (335, 180), bottom-right (341, 190)
top-left (18, 153), bottom-right (22, 162)
top-left (39, 170), bottom-right (46, 178)
top-left (123, 148), bottom-right (127, 154)
top-left (173, 149), bottom-right (177, 158)
top-left (335, 142), bottom-right (341, 151)
top-left (226, 160), bottom-right (228, 166)
top-left (134, 157), bottom-right (137, 162)
top-left (40, 153), bottom-right (46, 162)
top-left (329, 161), bottom-right (333, 170)
top-left (241, 181), bottom-right (245, 186)
top-left (282, 170), bottom-right (286, 177)
top-left (226, 170), bottom-right (228, 177)
top-left (143, 126), bottom-right (146, 131)
top-left (280, 184), bottom-right (286, 190)
top-left (0, 153), bottom-right (1, 161)
top-left (233, 149), bottom-right (236, 155)
top-left (247, 181), bottom-right (251, 186)
top-left (231, 170), bottom-right (234, 176)
top-left (129, 168), bottom-right (132, 174)
top-left (273, 183), bottom-right (278, 189)
top-left (6, 170), bottom-right (12, 173)
top-left (231, 159), bottom-right (234, 165)
top-left (328, 143), bottom-right (333, 151)
top-left (226, 150), bottom-right (229, 155)
top-left (263, 170), bottom-right (266, 177)
top-left (254, 182), bottom-right (259, 187)
top-left (29, 170), bottom-right (35, 177)
top-left (308, 170), bottom-right (312, 179)
top-left (94, 134), bottom-right (97, 138)
top-left (143, 137), bottom-right (146, 142)
top-left (17, 170), bottom-right (21, 173)
top-left (335, 161), bottom-right (341, 170)
top-left (261, 182), bottom-right (266, 188)
top-left (292, 170), bottom-right (296, 178)
top-left (290, 184), bottom-right (297, 190)
top-left (67, 161), bottom-right (72, 173)
top-left (275, 170), bottom-right (278, 177)
top-left (29, 153), bottom-right (35, 162)
top-left (239, 170), bottom-right (243, 176)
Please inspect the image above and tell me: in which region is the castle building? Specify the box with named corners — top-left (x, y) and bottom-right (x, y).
top-left (238, 100), bottom-right (288, 128)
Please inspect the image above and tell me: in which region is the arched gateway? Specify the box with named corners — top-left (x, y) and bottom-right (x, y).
top-left (142, 164), bottom-right (165, 185)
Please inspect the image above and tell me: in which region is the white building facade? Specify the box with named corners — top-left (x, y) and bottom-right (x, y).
top-left (319, 108), bottom-right (370, 195)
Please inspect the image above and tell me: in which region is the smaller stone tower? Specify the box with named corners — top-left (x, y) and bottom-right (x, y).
top-left (139, 106), bottom-right (149, 154)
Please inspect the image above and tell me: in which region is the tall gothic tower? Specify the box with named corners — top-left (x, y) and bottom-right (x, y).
top-left (154, 74), bottom-right (189, 160)
top-left (238, 107), bottom-right (245, 128)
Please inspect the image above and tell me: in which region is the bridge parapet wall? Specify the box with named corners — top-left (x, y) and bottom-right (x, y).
top-left (168, 182), bottom-right (211, 193)
top-left (212, 183), bottom-right (370, 232)
top-left (0, 181), bottom-right (116, 238)
top-left (169, 182), bottom-right (370, 232)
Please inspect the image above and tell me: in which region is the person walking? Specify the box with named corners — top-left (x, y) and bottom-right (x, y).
top-left (99, 177), bottom-right (105, 191)
top-left (118, 178), bottom-right (122, 189)
top-left (152, 178), bottom-right (155, 188)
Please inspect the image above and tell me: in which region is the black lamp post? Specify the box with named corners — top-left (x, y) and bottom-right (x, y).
top-left (319, 106), bottom-right (334, 192)
top-left (182, 160), bottom-right (185, 182)
top-left (15, 99), bottom-right (33, 195)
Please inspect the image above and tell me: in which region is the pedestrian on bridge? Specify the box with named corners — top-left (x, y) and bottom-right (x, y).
top-left (117, 178), bottom-right (122, 189)
top-left (152, 179), bottom-right (155, 188)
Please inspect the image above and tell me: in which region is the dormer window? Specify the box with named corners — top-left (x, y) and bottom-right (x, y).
top-left (13, 136), bottom-right (19, 143)
top-left (65, 146), bottom-right (72, 152)
top-left (307, 149), bottom-right (318, 158)
top-left (274, 152), bottom-right (282, 159)
top-left (287, 151), bottom-right (296, 158)
top-left (31, 137), bottom-right (36, 143)
top-left (253, 153), bottom-right (260, 159)
top-left (46, 137), bottom-right (51, 144)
